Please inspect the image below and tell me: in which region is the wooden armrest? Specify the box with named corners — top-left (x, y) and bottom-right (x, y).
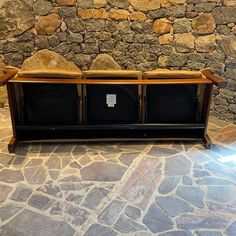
top-left (0, 68), bottom-right (18, 86)
top-left (201, 68), bottom-right (226, 88)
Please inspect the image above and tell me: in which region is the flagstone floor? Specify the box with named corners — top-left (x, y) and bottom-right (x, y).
top-left (0, 107), bottom-right (236, 236)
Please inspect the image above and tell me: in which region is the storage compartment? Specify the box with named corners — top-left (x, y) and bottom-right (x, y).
top-left (22, 83), bottom-right (80, 125)
top-left (85, 84), bottom-right (139, 124)
top-left (83, 71), bottom-right (142, 124)
top-left (145, 84), bottom-right (198, 123)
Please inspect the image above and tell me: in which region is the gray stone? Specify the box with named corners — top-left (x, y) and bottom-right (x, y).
top-left (36, 182), bottom-right (61, 197)
top-left (143, 203), bottom-right (173, 233)
top-left (74, 54), bottom-right (91, 67)
top-left (124, 205), bottom-right (141, 220)
top-left (165, 155), bottom-right (191, 176)
top-left (206, 201), bottom-right (236, 215)
top-left (59, 6), bottom-right (77, 18)
top-left (176, 214), bottom-right (230, 230)
top-left (114, 214), bottom-right (146, 233)
top-left (0, 184), bottom-right (12, 203)
top-left (196, 177), bottom-right (233, 185)
top-left (24, 166), bottom-right (47, 185)
top-left (207, 186), bottom-right (236, 203)
top-left (45, 154), bottom-right (62, 170)
top-left (176, 186), bottom-right (204, 208)
top-left (80, 162), bottom-right (127, 181)
top-left (0, 203), bottom-right (22, 222)
top-left (10, 184), bottom-right (32, 202)
top-left (28, 194), bottom-right (53, 211)
top-left (0, 0), bottom-right (35, 40)
top-left (156, 196), bottom-right (194, 217)
top-left (84, 223), bottom-right (117, 236)
top-left (0, 169), bottom-right (24, 183)
top-left (158, 176), bottom-right (181, 194)
top-left (182, 176), bottom-right (193, 186)
top-left (65, 205), bottom-right (89, 226)
top-left (35, 36), bottom-right (49, 50)
top-left (193, 169), bottom-right (210, 178)
top-left (217, 35), bottom-right (236, 58)
top-left (159, 231), bottom-right (194, 236)
top-left (0, 209), bottom-right (75, 236)
top-left (119, 152), bottom-right (139, 166)
top-left (64, 18), bottom-right (85, 32)
top-left (98, 199), bottom-right (126, 225)
top-left (194, 3), bottom-right (216, 13)
top-left (195, 231), bottom-right (223, 236)
top-left (67, 32), bottom-right (83, 43)
top-left (33, 0), bottom-right (53, 15)
top-left (77, 0), bottom-right (93, 8)
top-left (174, 18), bottom-right (192, 33)
top-left (225, 221), bottom-right (236, 236)
top-left (213, 7), bottom-right (236, 24)
top-left (48, 35), bottom-right (60, 47)
top-left (82, 187), bottom-right (109, 209)
top-left (148, 146), bottom-right (179, 157)
top-left (65, 193), bottom-right (83, 204)
top-left (90, 54), bottom-right (122, 70)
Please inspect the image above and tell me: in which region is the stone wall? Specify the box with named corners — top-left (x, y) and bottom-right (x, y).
top-left (0, 0), bottom-right (236, 122)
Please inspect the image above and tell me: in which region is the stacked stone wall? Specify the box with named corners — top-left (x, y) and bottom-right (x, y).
top-left (0, 0), bottom-right (236, 121)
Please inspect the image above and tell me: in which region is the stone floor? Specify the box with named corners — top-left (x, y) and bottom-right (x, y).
top-left (0, 107), bottom-right (236, 236)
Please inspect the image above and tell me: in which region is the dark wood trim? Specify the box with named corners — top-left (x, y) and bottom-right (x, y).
top-left (202, 134), bottom-right (212, 149)
top-left (201, 68), bottom-right (225, 88)
top-left (8, 137), bottom-right (17, 153)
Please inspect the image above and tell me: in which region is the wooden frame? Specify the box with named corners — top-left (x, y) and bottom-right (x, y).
top-left (0, 68), bottom-right (224, 152)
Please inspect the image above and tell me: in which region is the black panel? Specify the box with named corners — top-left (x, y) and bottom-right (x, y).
top-left (86, 85), bottom-right (139, 124)
top-left (146, 84), bottom-right (198, 123)
top-left (23, 84), bottom-right (79, 125)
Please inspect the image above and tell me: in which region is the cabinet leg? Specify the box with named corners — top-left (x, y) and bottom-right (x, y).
top-left (202, 134), bottom-right (212, 149)
top-left (8, 137), bottom-right (17, 153)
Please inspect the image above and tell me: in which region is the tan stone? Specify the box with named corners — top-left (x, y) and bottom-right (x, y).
top-left (109, 9), bottom-right (130, 20)
top-left (94, 9), bottom-right (109, 19)
top-left (0, 0), bottom-right (35, 40)
top-left (78, 9), bottom-right (94, 19)
top-left (130, 12), bottom-right (147, 21)
top-left (56, 0), bottom-right (76, 5)
top-left (34, 13), bottom-right (61, 35)
top-left (224, 0), bottom-right (236, 6)
top-left (195, 35), bottom-right (216, 53)
top-left (158, 55), bottom-right (169, 68)
top-left (174, 33), bottom-right (195, 53)
top-left (217, 35), bottom-right (236, 57)
top-left (90, 54), bottom-right (121, 70)
top-left (227, 22), bottom-right (235, 28)
top-left (21, 49), bottom-right (81, 72)
top-left (130, 0), bottom-right (161, 11)
top-left (94, 0), bottom-right (107, 8)
top-left (160, 0), bottom-right (186, 7)
top-left (159, 34), bottom-right (174, 45)
top-left (192, 13), bottom-right (216, 35)
top-left (108, 0), bottom-right (129, 8)
top-left (153, 18), bottom-right (172, 35)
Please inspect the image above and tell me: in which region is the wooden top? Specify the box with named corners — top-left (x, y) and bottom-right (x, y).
top-left (17, 69), bottom-right (82, 79)
top-left (143, 69), bottom-right (205, 79)
top-left (83, 70), bottom-right (142, 78)
top-left (9, 77), bottom-right (212, 85)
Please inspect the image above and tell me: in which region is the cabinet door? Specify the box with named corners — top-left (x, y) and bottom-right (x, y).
top-left (22, 83), bottom-right (79, 125)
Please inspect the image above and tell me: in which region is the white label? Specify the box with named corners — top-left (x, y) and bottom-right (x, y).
top-left (106, 94), bottom-right (116, 107)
